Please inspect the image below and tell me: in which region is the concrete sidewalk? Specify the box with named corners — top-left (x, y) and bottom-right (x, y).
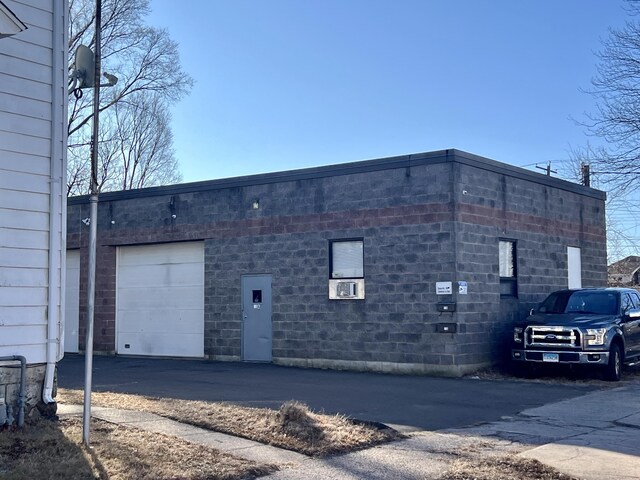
top-left (57, 404), bottom-right (305, 466)
top-left (451, 384), bottom-right (640, 480)
top-left (58, 384), bottom-right (640, 479)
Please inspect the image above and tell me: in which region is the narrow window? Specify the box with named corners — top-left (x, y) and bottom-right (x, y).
top-left (567, 246), bottom-right (582, 289)
top-left (330, 239), bottom-right (364, 279)
top-left (499, 239), bottom-right (517, 297)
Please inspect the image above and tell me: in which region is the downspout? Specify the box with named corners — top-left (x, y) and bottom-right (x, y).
top-left (0, 356), bottom-right (26, 427)
top-left (43, 0), bottom-right (68, 404)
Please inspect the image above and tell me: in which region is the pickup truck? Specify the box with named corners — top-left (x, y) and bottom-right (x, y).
top-left (512, 288), bottom-right (640, 381)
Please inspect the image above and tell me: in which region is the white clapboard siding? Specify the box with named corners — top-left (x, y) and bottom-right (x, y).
top-left (0, 0), bottom-right (66, 365)
top-left (0, 110), bottom-right (50, 138)
top-left (0, 72), bottom-right (50, 102)
top-left (0, 130), bottom-right (52, 156)
top-left (0, 246), bottom-right (48, 268)
top-left (0, 228), bottom-right (49, 249)
top-left (0, 92), bottom-right (50, 121)
top-left (0, 306), bottom-right (47, 326)
top-left (0, 286), bottom-right (47, 306)
top-left (0, 344), bottom-right (46, 364)
top-left (1, 54), bottom-right (51, 84)
top-left (0, 169), bottom-right (49, 193)
top-left (0, 267), bottom-right (48, 287)
top-left (7, 0), bottom-right (51, 29)
top-left (0, 209), bottom-right (48, 230)
top-left (0, 189), bottom-right (49, 212)
top-left (0, 151), bottom-right (51, 174)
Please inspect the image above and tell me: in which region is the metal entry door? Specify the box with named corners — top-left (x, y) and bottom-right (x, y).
top-left (241, 274), bottom-right (272, 361)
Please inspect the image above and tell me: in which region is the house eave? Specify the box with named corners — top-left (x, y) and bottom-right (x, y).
top-left (0, 0), bottom-right (27, 38)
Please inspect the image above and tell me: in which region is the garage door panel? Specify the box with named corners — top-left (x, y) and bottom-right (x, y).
top-left (116, 242), bottom-right (204, 358)
top-left (117, 310), bottom-right (203, 334)
top-left (117, 263), bottom-right (203, 288)
top-left (117, 285), bottom-right (203, 309)
top-left (117, 332), bottom-right (204, 357)
top-left (118, 243), bottom-right (203, 266)
top-left (64, 250), bottom-right (80, 353)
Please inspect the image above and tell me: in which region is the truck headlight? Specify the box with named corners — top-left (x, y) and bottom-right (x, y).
top-left (513, 327), bottom-right (523, 343)
top-left (586, 328), bottom-right (606, 346)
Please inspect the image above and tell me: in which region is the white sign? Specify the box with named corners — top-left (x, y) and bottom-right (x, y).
top-left (458, 281), bottom-right (468, 295)
top-left (436, 281), bottom-right (452, 295)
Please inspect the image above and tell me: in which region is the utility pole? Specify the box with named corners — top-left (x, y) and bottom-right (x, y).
top-left (83, 0), bottom-right (101, 447)
top-left (581, 163), bottom-right (591, 187)
top-left (536, 161), bottom-right (557, 176)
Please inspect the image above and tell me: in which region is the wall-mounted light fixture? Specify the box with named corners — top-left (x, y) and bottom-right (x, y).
top-left (82, 217), bottom-right (90, 226)
top-left (252, 199), bottom-right (260, 210)
top-left (169, 196), bottom-right (177, 219)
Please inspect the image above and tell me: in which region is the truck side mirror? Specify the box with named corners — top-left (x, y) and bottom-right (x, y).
top-left (628, 308), bottom-right (640, 319)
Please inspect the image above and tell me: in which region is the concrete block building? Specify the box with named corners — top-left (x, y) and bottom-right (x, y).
top-left (66, 149), bottom-right (607, 376)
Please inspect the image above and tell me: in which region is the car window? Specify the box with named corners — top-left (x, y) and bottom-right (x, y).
top-left (631, 292), bottom-right (640, 309)
top-left (621, 293), bottom-right (633, 313)
top-left (565, 291), bottom-right (619, 315)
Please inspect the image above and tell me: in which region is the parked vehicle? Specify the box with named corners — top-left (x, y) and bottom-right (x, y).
top-left (512, 288), bottom-right (640, 381)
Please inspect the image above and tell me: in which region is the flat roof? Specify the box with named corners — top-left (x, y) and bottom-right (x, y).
top-left (68, 149), bottom-right (606, 205)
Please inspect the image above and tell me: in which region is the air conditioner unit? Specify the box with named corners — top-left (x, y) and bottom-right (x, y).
top-left (329, 279), bottom-right (365, 300)
top-left (337, 281), bottom-right (357, 298)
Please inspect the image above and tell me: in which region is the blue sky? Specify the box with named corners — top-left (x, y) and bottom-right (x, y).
top-left (147, 0), bottom-right (629, 183)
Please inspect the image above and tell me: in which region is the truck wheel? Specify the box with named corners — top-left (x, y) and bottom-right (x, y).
top-left (605, 344), bottom-right (622, 382)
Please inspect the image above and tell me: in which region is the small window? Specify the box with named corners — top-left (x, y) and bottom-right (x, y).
top-left (330, 239), bottom-right (364, 279)
top-left (499, 239), bottom-right (517, 297)
top-left (631, 292), bottom-right (640, 309)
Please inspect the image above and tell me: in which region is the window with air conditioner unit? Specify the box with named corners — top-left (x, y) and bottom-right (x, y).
top-left (329, 239), bottom-right (365, 299)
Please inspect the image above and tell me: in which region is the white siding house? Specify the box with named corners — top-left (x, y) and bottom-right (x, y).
top-left (0, 0), bottom-right (67, 420)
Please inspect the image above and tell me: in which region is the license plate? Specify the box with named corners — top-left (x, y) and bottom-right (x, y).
top-left (543, 353), bottom-right (559, 363)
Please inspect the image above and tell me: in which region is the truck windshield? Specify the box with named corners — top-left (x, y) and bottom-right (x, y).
top-left (538, 291), bottom-right (619, 315)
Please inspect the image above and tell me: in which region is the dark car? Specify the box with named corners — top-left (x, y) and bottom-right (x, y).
top-left (512, 288), bottom-right (640, 381)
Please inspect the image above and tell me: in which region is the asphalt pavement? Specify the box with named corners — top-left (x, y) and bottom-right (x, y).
top-left (57, 355), bottom-right (640, 479)
top-left (58, 354), bottom-right (596, 431)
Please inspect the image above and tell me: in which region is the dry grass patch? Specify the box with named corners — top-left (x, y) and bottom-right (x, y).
top-left (57, 389), bottom-right (400, 456)
top-left (0, 417), bottom-right (275, 480)
top-left (442, 456), bottom-right (578, 480)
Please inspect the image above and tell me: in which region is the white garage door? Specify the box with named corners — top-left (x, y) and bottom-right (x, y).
top-left (116, 242), bottom-right (204, 357)
top-left (64, 250), bottom-right (80, 353)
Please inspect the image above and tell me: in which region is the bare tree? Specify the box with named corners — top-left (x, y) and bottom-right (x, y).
top-left (581, 1), bottom-right (640, 194)
top-left (67, 0), bottom-right (193, 195)
top-left (567, 145), bottom-right (640, 263)
top-left (573, 1), bottom-right (640, 262)
top-left (111, 94), bottom-right (181, 191)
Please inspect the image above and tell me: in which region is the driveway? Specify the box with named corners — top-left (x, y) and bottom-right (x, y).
top-left (58, 354), bottom-right (597, 431)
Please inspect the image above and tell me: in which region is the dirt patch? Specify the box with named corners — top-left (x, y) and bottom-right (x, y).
top-left (467, 363), bottom-right (640, 387)
top-left (57, 389), bottom-right (401, 456)
top-left (442, 456), bottom-right (578, 480)
top-left (0, 417), bottom-right (275, 480)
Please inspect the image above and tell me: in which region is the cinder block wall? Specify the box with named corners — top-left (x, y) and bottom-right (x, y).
top-left (452, 161), bottom-right (607, 365)
top-left (67, 150), bottom-right (607, 375)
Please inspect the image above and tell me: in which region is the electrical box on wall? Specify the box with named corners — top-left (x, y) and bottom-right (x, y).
top-left (436, 302), bottom-right (456, 312)
top-left (436, 323), bottom-right (457, 333)
top-left (329, 278), bottom-right (365, 300)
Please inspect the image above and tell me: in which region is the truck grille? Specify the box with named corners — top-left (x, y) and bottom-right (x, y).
top-left (525, 326), bottom-right (580, 348)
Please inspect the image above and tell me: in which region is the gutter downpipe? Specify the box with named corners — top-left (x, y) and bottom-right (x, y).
top-left (43, 0), bottom-right (68, 404)
top-left (0, 356), bottom-right (26, 427)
